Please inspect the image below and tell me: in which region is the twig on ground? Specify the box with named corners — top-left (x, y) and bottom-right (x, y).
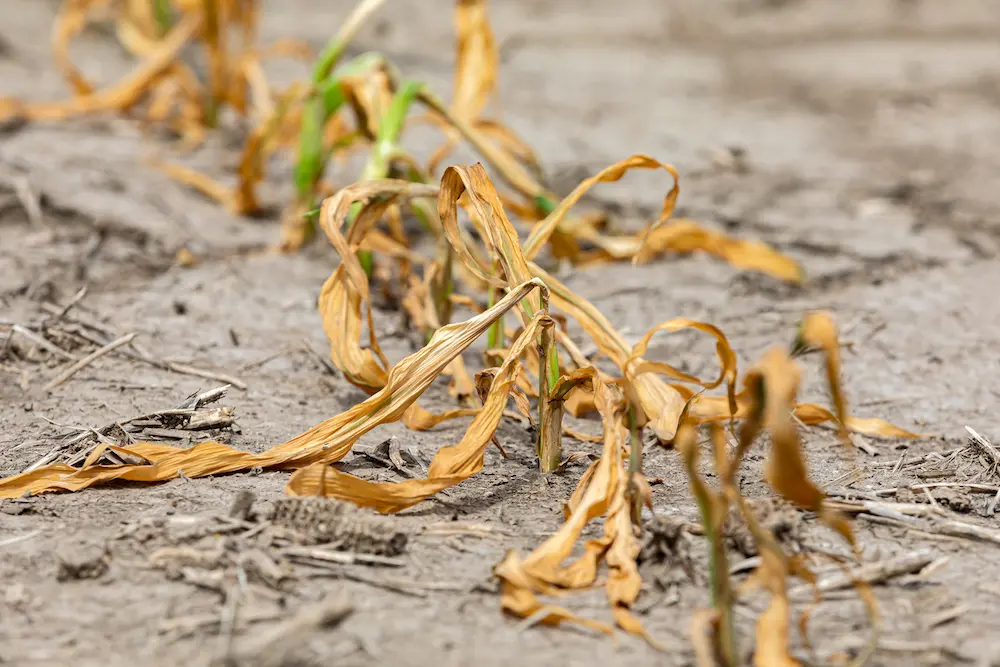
top-left (10, 325), bottom-right (77, 360)
top-left (43, 286), bottom-right (88, 326)
top-left (0, 529), bottom-right (43, 548)
top-left (966, 426), bottom-right (1000, 470)
top-left (158, 608), bottom-right (283, 640)
top-left (156, 360), bottom-right (247, 390)
top-left (216, 592), bottom-right (353, 667)
top-left (43, 332), bottom-right (136, 391)
top-left (925, 604), bottom-right (968, 629)
top-left (988, 487), bottom-right (1000, 516)
top-left (300, 338), bottom-right (339, 376)
top-left (37, 303), bottom-right (248, 389)
top-left (25, 385), bottom-right (235, 471)
top-left (935, 519), bottom-right (1000, 546)
top-left (868, 448), bottom-right (964, 469)
top-left (790, 550), bottom-right (933, 597)
top-left (851, 433), bottom-right (878, 456)
top-left (11, 174), bottom-right (45, 228)
top-left (237, 345), bottom-right (296, 372)
top-left (216, 586), bottom-right (242, 662)
top-left (281, 546), bottom-right (406, 567)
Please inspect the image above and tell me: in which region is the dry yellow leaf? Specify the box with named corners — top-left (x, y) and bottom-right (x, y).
top-left (0, 278), bottom-right (547, 499)
top-left (634, 220), bottom-right (804, 283)
top-left (453, 0), bottom-right (497, 122)
top-left (285, 310), bottom-right (543, 510)
top-left (521, 154), bottom-right (679, 262)
top-left (626, 318), bottom-right (738, 424)
top-left (529, 263), bottom-right (688, 441)
top-left (2, 13), bottom-right (200, 123)
top-left (493, 373), bottom-right (662, 645)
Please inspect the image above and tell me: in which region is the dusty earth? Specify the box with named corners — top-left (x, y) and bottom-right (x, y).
top-left (4, 0), bottom-right (1000, 665)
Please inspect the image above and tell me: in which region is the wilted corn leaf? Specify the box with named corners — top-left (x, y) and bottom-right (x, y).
top-left (1, 13), bottom-right (200, 122)
top-left (529, 263), bottom-right (689, 441)
top-left (52, 0), bottom-right (111, 96)
top-left (794, 405), bottom-right (924, 438)
top-left (494, 550), bottom-right (615, 637)
top-left (285, 310), bottom-right (544, 510)
top-left (494, 375), bottom-right (660, 644)
top-left (438, 164), bottom-right (535, 306)
top-left (316, 180), bottom-right (438, 392)
top-left (632, 219), bottom-right (804, 283)
top-left (521, 154), bottom-right (679, 262)
top-left (791, 311), bottom-right (847, 442)
top-left (159, 82), bottom-right (307, 214)
top-left (313, 183), bottom-right (465, 435)
top-left (425, 0), bottom-right (539, 181)
top-left (419, 90), bottom-right (546, 201)
top-left (746, 348), bottom-right (854, 544)
top-left (438, 164), bottom-right (565, 417)
top-left (690, 609), bottom-right (725, 667)
top-left (752, 559), bottom-right (799, 667)
top-left (0, 279), bottom-right (547, 499)
top-left (452, 0), bottom-right (496, 122)
top-left (513, 153), bottom-right (799, 280)
top-left (626, 318), bottom-right (738, 423)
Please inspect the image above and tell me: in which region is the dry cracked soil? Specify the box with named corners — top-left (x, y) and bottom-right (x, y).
top-left (3, 1), bottom-right (1000, 666)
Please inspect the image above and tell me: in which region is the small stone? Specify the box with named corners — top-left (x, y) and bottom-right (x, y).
top-left (56, 544), bottom-right (109, 582)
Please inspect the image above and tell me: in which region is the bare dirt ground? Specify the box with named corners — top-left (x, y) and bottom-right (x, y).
top-left (4, 0), bottom-right (1000, 665)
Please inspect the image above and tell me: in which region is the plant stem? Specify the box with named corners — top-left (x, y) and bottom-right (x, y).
top-left (486, 260), bottom-right (504, 360)
top-left (680, 427), bottom-right (738, 667)
top-left (313, 0), bottom-right (389, 83)
top-left (202, 0), bottom-right (225, 128)
top-left (430, 238), bottom-right (454, 329)
top-left (627, 405), bottom-right (643, 524)
top-left (350, 79), bottom-right (423, 276)
top-left (537, 312), bottom-right (561, 473)
top-left (702, 499), bottom-right (737, 667)
top-left (152, 0), bottom-right (173, 36)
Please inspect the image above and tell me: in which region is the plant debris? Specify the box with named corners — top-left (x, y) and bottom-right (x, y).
top-left (268, 496), bottom-right (408, 555)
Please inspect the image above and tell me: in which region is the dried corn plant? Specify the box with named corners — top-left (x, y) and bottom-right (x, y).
top-left (0, 164), bottom-right (920, 660)
top-left (1, 0), bottom-right (305, 141)
top-left (2, 0), bottom-right (813, 284)
top-left (0, 0), bottom-right (926, 661)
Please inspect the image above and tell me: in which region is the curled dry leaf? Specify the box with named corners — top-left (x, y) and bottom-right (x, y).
top-left (791, 310), bottom-right (848, 441)
top-left (521, 154), bottom-right (679, 263)
top-left (0, 279), bottom-right (547, 499)
top-left (2, 13), bottom-right (201, 123)
top-left (157, 82), bottom-right (308, 214)
top-left (625, 318), bottom-right (739, 427)
top-left (493, 374), bottom-right (661, 646)
top-left (634, 220), bottom-right (804, 283)
top-left (286, 311), bottom-right (544, 511)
